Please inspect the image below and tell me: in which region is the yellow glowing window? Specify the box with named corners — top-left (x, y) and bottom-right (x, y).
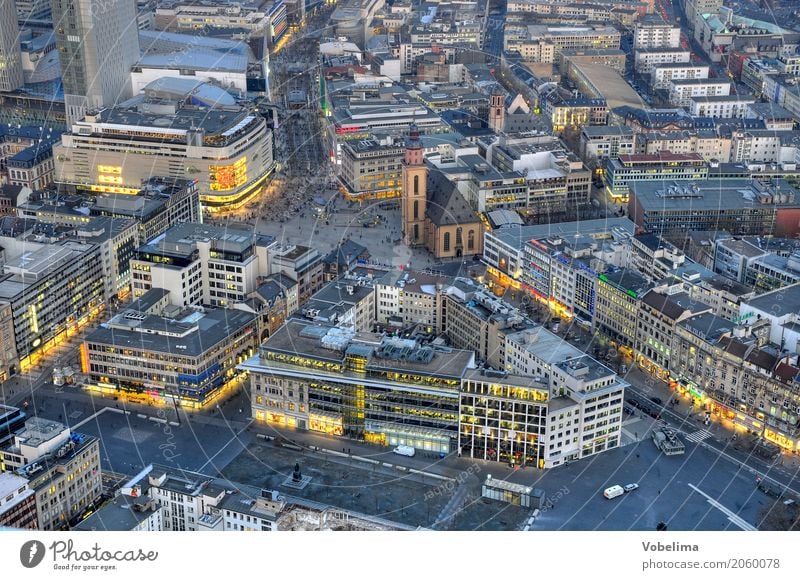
top-left (209, 157), bottom-right (247, 191)
top-left (98, 175), bottom-right (122, 184)
top-left (97, 165), bottom-right (122, 174)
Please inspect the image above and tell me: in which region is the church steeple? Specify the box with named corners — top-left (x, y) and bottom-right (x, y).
top-left (401, 122), bottom-right (428, 247)
top-left (405, 122), bottom-right (423, 165)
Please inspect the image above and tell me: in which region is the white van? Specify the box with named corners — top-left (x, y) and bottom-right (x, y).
top-left (603, 485), bottom-right (624, 499)
top-left (393, 445), bottom-right (416, 457)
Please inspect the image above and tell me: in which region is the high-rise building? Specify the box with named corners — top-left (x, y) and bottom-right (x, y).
top-left (0, 0), bottom-right (24, 93)
top-left (52, 0), bottom-right (140, 124)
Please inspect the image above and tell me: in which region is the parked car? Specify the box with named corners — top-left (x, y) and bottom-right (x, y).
top-left (624, 483), bottom-right (639, 492)
top-left (650, 396), bottom-right (663, 405)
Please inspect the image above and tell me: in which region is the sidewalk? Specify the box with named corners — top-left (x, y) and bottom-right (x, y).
top-left (625, 365), bottom-right (800, 484)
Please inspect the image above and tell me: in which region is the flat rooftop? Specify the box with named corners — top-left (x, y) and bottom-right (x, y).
top-left (630, 179), bottom-right (800, 211)
top-left (85, 308), bottom-right (256, 356)
top-left (744, 283), bottom-right (800, 318)
top-left (488, 217), bottom-right (634, 251)
top-left (572, 62), bottom-right (645, 111)
top-left (258, 320), bottom-right (474, 380)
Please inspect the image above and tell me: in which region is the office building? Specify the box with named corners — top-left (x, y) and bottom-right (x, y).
top-left (54, 78), bottom-right (275, 211)
top-left (154, 0), bottom-right (288, 47)
top-left (594, 269), bottom-right (651, 347)
top-left (52, 0), bottom-right (140, 124)
top-left (242, 319), bottom-right (475, 453)
top-left (0, 0), bottom-right (24, 93)
top-left (629, 178), bottom-right (800, 237)
top-left (503, 328), bottom-right (627, 465)
top-left (0, 404), bottom-right (26, 450)
top-left (340, 139), bottom-right (404, 201)
top-left (505, 25), bottom-right (621, 62)
top-left (20, 178), bottom-right (202, 246)
top-left (606, 152), bottom-right (708, 201)
top-left (82, 305), bottom-right (257, 407)
top-left (0, 238), bottom-right (104, 373)
top-left (1, 418), bottom-right (101, 530)
top-left (131, 222), bottom-right (274, 307)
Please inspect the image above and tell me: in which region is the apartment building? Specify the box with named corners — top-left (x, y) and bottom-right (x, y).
top-left (0, 473), bottom-right (37, 529)
top-left (634, 48), bottom-right (691, 74)
top-left (374, 268), bottom-right (449, 330)
top-left (651, 64), bottom-right (709, 90)
top-left (673, 311), bottom-right (800, 452)
top-left (689, 95), bottom-right (755, 118)
top-left (297, 278), bottom-right (377, 333)
top-left (579, 126), bottom-right (637, 168)
top-left (669, 79), bottom-right (733, 108)
top-left (1, 419), bottom-right (100, 530)
top-left (636, 289), bottom-right (711, 380)
top-left (82, 463), bottom-right (412, 531)
top-left (634, 17), bottom-right (681, 49)
top-left (270, 245), bottom-right (325, 306)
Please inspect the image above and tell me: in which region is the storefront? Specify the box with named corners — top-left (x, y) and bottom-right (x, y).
top-left (364, 421), bottom-right (452, 454)
top-left (309, 412), bottom-right (343, 436)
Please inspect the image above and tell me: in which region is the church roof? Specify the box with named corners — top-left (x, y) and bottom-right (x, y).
top-left (426, 169), bottom-right (480, 227)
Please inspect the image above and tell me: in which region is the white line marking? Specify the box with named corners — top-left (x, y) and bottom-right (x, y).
top-left (72, 406), bottom-right (109, 429)
top-left (688, 483), bottom-right (757, 531)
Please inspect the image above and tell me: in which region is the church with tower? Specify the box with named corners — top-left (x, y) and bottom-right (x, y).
top-left (400, 124), bottom-right (484, 260)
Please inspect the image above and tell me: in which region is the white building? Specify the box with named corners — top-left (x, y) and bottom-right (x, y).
top-left (131, 222), bottom-right (273, 307)
top-left (651, 64), bottom-right (709, 90)
top-left (634, 49), bottom-right (691, 74)
top-left (503, 327), bottom-right (626, 466)
top-left (634, 18), bottom-right (681, 50)
top-left (669, 79), bottom-right (732, 107)
top-left (689, 95), bottom-right (755, 118)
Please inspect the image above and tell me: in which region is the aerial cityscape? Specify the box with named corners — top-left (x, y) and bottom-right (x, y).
top-left (1, 0), bottom-right (800, 540)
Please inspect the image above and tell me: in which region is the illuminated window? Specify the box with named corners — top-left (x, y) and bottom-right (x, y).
top-left (209, 157), bottom-right (248, 191)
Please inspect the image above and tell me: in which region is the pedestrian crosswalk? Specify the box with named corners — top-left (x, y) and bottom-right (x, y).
top-left (685, 429), bottom-right (713, 443)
